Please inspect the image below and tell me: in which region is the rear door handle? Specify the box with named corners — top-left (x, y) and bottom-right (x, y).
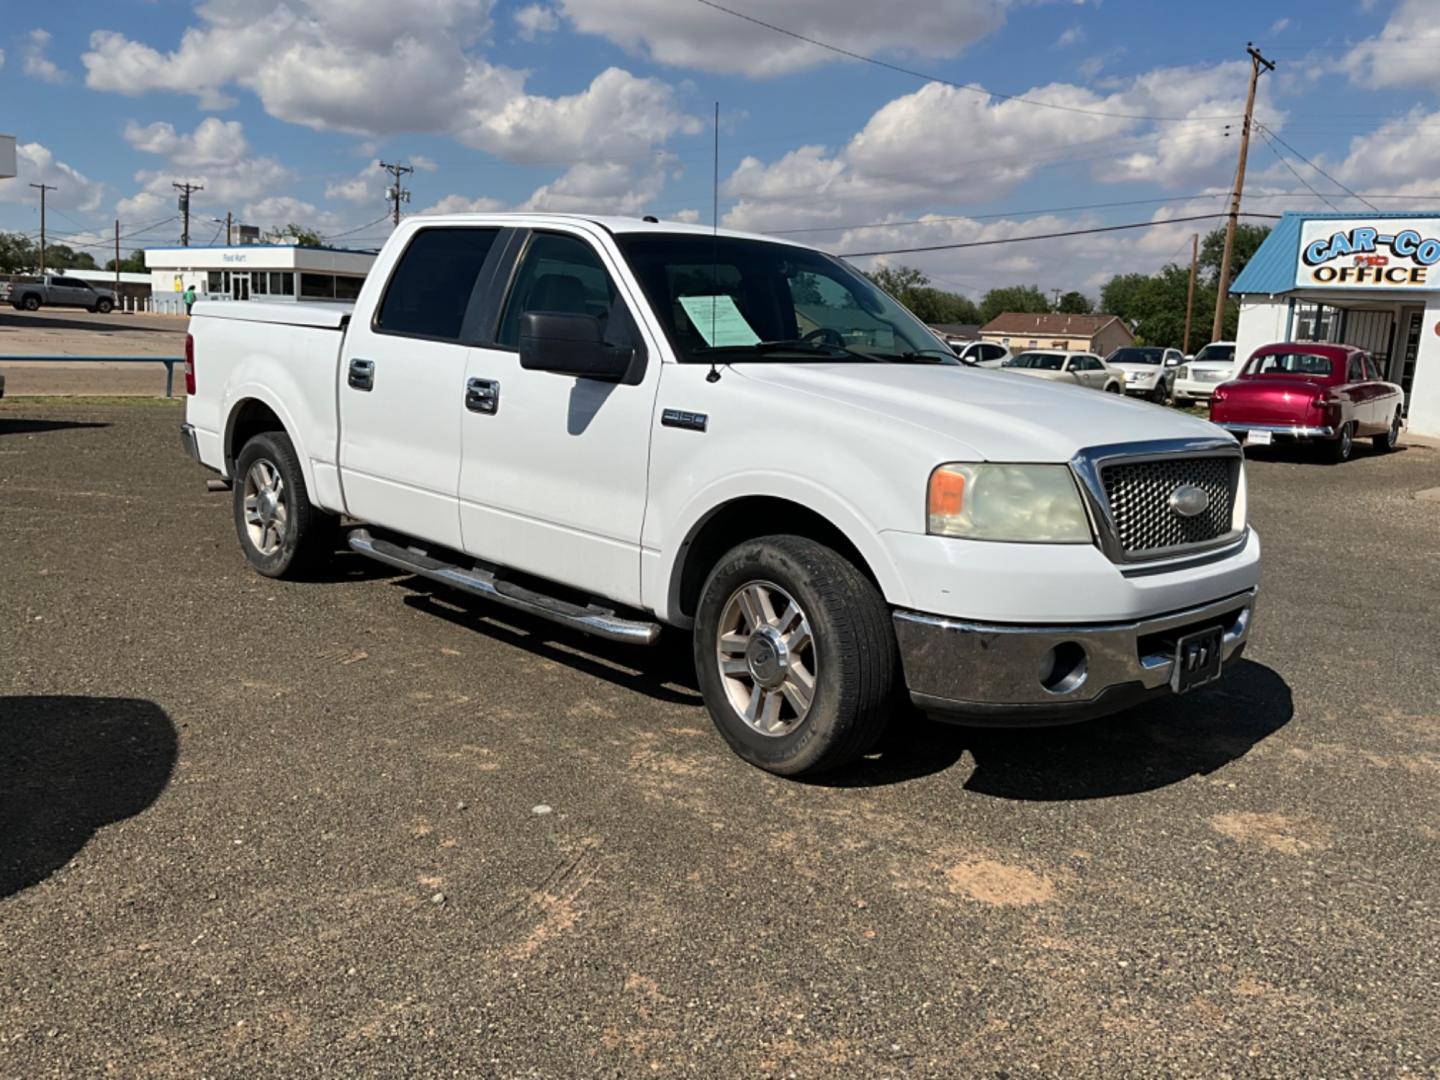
top-left (348, 358), bottom-right (375, 391)
top-left (466, 377), bottom-right (500, 415)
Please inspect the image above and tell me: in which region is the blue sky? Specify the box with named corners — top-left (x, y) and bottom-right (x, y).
top-left (3, 0), bottom-right (1438, 296)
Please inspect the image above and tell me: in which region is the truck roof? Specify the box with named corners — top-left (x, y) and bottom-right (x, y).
top-left (402, 212), bottom-right (812, 250)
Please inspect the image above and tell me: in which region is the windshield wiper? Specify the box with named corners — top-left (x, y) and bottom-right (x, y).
top-left (694, 339), bottom-right (876, 362)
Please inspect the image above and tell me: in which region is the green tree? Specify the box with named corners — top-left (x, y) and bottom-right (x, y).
top-left (865, 264), bottom-right (980, 325)
top-left (105, 250), bottom-right (148, 273)
top-left (1099, 264), bottom-right (1193, 348)
top-left (43, 244), bottom-right (98, 271)
top-left (1200, 223), bottom-right (1270, 282)
top-left (0, 231), bottom-right (38, 273)
top-left (978, 284), bottom-right (1049, 325)
top-left (1056, 290), bottom-right (1093, 314)
top-left (1100, 273), bottom-right (1151, 324)
top-left (267, 224), bottom-right (325, 247)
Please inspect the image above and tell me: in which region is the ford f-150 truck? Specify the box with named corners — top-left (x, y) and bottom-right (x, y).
top-left (181, 214), bottom-right (1260, 775)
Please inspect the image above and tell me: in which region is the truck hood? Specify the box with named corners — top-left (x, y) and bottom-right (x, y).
top-left (734, 363), bottom-right (1229, 463)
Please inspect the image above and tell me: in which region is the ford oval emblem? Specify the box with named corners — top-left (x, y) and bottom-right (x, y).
top-left (1169, 484), bottom-right (1210, 518)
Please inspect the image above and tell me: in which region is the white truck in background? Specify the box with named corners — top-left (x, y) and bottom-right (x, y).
top-left (181, 213), bottom-right (1260, 775)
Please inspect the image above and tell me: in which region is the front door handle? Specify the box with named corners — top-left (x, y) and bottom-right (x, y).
top-left (348, 358), bottom-right (375, 391)
top-left (466, 377), bottom-right (500, 415)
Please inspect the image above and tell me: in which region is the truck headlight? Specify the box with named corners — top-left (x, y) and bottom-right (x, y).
top-left (1177, 365), bottom-right (1191, 380)
top-left (927, 463), bottom-right (1093, 543)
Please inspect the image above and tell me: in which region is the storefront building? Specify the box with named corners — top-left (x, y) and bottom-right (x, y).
top-left (143, 244), bottom-right (377, 307)
top-left (1231, 211), bottom-right (1440, 437)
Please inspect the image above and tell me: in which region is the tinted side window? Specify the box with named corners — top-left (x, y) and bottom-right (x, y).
top-left (497, 232), bottom-right (620, 349)
top-left (982, 344), bottom-right (1006, 361)
top-left (376, 227), bottom-right (500, 341)
top-left (1347, 357), bottom-right (1365, 382)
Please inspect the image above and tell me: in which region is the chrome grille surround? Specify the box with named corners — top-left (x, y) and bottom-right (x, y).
top-left (1069, 437), bottom-right (1245, 564)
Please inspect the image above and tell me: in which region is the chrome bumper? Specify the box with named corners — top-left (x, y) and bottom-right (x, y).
top-left (179, 422), bottom-right (201, 462)
top-left (1217, 422), bottom-right (1335, 439)
top-left (894, 590), bottom-right (1256, 726)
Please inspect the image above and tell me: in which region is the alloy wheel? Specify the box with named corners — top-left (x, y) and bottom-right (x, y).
top-left (242, 458), bottom-right (288, 556)
top-left (714, 580), bottom-right (817, 737)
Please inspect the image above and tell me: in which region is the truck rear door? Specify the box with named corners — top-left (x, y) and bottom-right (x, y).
top-left (456, 226), bottom-right (661, 606)
top-left (337, 225), bottom-right (506, 550)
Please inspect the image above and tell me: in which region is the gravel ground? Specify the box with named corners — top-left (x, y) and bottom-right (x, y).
top-left (1, 400), bottom-right (1437, 1079)
top-left (0, 309), bottom-right (187, 396)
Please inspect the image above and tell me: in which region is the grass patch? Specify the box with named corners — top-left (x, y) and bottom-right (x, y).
top-left (0, 395), bottom-right (183, 407)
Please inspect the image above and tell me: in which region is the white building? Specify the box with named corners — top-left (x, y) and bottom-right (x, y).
top-left (1231, 212), bottom-right (1440, 438)
top-left (143, 244), bottom-right (377, 305)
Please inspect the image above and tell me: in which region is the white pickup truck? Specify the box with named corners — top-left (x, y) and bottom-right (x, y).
top-left (181, 213), bottom-right (1260, 775)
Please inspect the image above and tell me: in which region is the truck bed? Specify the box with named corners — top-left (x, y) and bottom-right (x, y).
top-left (190, 300), bottom-right (353, 329)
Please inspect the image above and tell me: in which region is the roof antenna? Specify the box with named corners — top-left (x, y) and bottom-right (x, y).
top-left (707, 100), bottom-right (723, 384)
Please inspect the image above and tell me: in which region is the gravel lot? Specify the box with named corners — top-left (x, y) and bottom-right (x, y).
top-left (1, 400), bottom-right (1437, 1078)
top-left (0, 309), bottom-right (187, 396)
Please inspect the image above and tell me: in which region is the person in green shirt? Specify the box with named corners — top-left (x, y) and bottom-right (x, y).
top-left (183, 285), bottom-right (197, 315)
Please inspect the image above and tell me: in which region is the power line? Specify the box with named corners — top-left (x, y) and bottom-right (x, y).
top-left (691, 0), bottom-right (1245, 124)
top-left (321, 213), bottom-right (393, 241)
top-left (1257, 129), bottom-right (1340, 212)
top-left (836, 212), bottom-right (1280, 258)
top-left (1254, 122), bottom-right (1380, 212)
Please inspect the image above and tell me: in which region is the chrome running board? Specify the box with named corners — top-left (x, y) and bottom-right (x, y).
top-left (347, 528), bottom-right (662, 645)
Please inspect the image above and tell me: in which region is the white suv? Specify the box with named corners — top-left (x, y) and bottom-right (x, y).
top-left (949, 340), bottom-right (1011, 368)
top-left (1174, 342), bottom-right (1239, 403)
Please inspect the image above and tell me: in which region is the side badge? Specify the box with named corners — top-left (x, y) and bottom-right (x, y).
top-left (662, 409), bottom-right (708, 432)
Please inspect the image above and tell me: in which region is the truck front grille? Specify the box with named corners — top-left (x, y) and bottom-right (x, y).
top-left (1100, 455), bottom-right (1237, 558)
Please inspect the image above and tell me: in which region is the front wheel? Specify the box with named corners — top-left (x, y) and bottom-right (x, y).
top-left (1104, 381), bottom-right (1122, 393)
top-left (1372, 411), bottom-right (1401, 452)
top-left (694, 535), bottom-right (899, 776)
top-left (96, 297), bottom-right (114, 314)
top-left (232, 430), bottom-right (328, 578)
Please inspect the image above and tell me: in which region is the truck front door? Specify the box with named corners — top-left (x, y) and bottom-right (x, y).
top-left (337, 225), bottom-right (505, 549)
top-left (457, 227), bottom-right (661, 606)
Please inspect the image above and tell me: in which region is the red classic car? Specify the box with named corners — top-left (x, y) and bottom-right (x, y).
top-left (1209, 343), bottom-right (1404, 463)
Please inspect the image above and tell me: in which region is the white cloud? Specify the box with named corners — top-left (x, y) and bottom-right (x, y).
top-left (514, 3), bottom-right (559, 40)
top-left (0, 143), bottom-right (105, 213)
top-left (23, 28), bottom-right (66, 84)
top-left (1326, 107), bottom-right (1440, 199)
top-left (1269, 17), bottom-right (1289, 34)
top-left (519, 160), bottom-right (667, 215)
top-left (1056, 26), bottom-right (1085, 48)
top-left (557, 0), bottom-right (1006, 77)
top-left (81, 2), bottom-right (697, 167)
top-left (241, 195), bottom-right (343, 233)
top-left (1343, 0), bottom-right (1440, 89)
top-left (721, 64), bottom-right (1264, 235)
top-left (121, 118), bottom-right (292, 205)
top-left (0, 48), bottom-right (7, 69)
top-left (420, 193), bottom-right (508, 214)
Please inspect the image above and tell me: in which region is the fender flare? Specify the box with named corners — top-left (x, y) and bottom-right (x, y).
top-left (221, 385), bottom-right (320, 498)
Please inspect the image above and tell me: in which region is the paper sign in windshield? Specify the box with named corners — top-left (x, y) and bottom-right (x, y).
top-left (679, 294), bottom-right (761, 348)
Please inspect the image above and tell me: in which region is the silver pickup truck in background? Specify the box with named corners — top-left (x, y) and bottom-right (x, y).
top-left (3, 274), bottom-right (118, 313)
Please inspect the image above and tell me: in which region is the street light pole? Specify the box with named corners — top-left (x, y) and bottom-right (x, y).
top-left (29, 182), bottom-right (57, 274)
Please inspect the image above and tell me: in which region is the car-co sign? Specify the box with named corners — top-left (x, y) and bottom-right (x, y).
top-left (1296, 218), bottom-right (1440, 290)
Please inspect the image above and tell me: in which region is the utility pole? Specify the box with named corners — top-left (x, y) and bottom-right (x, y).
top-left (29, 182), bottom-right (57, 273)
top-left (1183, 233), bottom-right (1199, 354)
top-left (114, 219), bottom-right (121, 294)
top-left (173, 181), bottom-right (204, 246)
top-left (225, 211), bottom-right (233, 245)
top-left (1212, 42), bottom-right (1274, 342)
top-left (1051, 287), bottom-right (1063, 311)
top-left (379, 160), bottom-right (413, 227)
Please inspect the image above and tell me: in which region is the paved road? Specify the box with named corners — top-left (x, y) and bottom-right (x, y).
top-left (1, 401), bottom-right (1437, 1078)
top-left (0, 309), bottom-right (186, 396)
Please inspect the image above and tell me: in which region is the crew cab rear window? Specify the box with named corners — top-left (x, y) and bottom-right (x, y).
top-left (375, 227), bottom-right (500, 341)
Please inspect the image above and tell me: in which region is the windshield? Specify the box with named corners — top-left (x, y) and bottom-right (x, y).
top-left (1194, 344), bottom-right (1236, 363)
top-left (1244, 352), bottom-right (1334, 378)
top-left (614, 233), bottom-right (958, 365)
top-left (1107, 347), bottom-right (1163, 365)
top-left (1007, 352), bottom-right (1066, 371)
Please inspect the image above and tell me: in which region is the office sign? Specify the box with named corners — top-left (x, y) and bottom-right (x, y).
top-left (1296, 218), bottom-right (1440, 289)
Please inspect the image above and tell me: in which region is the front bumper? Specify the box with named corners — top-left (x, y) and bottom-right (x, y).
top-left (894, 589), bottom-right (1255, 726)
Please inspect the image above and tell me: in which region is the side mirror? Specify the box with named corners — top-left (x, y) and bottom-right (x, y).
top-left (518, 311), bottom-right (641, 383)
top-left (1165, 355), bottom-right (1179, 367)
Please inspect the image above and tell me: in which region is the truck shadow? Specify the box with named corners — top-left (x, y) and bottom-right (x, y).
top-left (0, 696), bottom-right (178, 898)
top-left (0, 418), bottom-right (111, 437)
top-left (820, 659), bottom-right (1293, 799)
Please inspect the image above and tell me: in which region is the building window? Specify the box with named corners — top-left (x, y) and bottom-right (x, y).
top-left (1295, 303), bottom-right (1337, 342)
top-left (206, 271), bottom-right (222, 293)
top-left (300, 273), bottom-right (336, 299)
top-left (334, 275), bottom-right (363, 301)
top-left (252, 273), bottom-right (268, 295)
top-left (1028, 339), bottom-right (1038, 347)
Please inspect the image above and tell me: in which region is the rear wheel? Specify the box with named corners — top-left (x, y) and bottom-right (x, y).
top-left (21, 294), bottom-right (40, 312)
top-left (232, 431), bottom-right (328, 578)
top-left (1372, 411), bottom-right (1401, 452)
top-left (693, 535), bottom-right (899, 776)
top-left (1325, 422), bottom-right (1355, 464)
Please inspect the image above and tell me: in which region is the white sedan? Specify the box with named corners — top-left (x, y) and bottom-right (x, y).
top-left (1001, 350), bottom-right (1123, 392)
top-left (1174, 341), bottom-right (1239, 403)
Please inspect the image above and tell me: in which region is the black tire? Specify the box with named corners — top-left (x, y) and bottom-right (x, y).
top-left (693, 535), bottom-right (899, 776)
top-left (21, 294), bottom-right (40, 312)
top-left (1372, 411), bottom-right (1401, 452)
top-left (1104, 382), bottom-right (1122, 393)
top-left (232, 430), bottom-right (327, 578)
top-left (96, 297), bottom-right (114, 314)
top-left (1325, 422), bottom-right (1355, 464)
